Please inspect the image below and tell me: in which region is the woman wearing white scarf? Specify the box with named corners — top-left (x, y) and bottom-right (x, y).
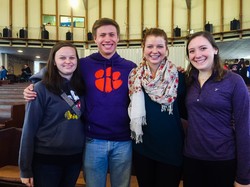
top-left (128, 28), bottom-right (187, 187)
top-left (128, 58), bottom-right (179, 143)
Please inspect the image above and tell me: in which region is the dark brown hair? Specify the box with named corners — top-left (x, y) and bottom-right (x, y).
top-left (42, 41), bottom-right (84, 95)
top-left (185, 31), bottom-right (226, 86)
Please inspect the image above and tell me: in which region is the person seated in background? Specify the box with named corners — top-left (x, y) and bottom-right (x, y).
top-left (20, 64), bottom-right (32, 82)
top-left (0, 65), bottom-right (8, 80)
top-left (229, 58), bottom-right (240, 74)
top-left (239, 59), bottom-right (249, 85)
top-left (223, 61), bottom-right (229, 70)
top-left (246, 60), bottom-right (250, 85)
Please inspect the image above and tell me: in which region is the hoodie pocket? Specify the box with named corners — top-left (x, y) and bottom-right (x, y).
top-left (47, 119), bottom-right (85, 152)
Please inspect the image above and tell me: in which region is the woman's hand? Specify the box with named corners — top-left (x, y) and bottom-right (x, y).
top-left (234, 181), bottom-right (250, 187)
top-left (21, 177), bottom-right (34, 187)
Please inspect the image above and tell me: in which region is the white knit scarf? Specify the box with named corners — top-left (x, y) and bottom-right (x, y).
top-left (128, 59), bottom-right (179, 143)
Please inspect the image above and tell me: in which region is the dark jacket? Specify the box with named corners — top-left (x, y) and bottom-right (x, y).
top-left (19, 80), bottom-right (85, 178)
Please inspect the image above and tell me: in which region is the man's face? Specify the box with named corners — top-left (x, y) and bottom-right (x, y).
top-left (94, 25), bottom-right (119, 59)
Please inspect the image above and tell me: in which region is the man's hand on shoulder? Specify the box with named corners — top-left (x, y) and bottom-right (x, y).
top-left (23, 84), bottom-right (37, 101)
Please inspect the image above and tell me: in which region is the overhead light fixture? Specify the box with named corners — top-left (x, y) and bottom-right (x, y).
top-left (35, 56), bottom-right (40, 59)
top-left (70, 0), bottom-right (78, 8)
top-left (17, 50), bottom-right (23, 53)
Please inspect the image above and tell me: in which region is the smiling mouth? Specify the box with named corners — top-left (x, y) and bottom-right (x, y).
top-left (195, 59), bottom-right (206, 64)
top-left (150, 55), bottom-right (160, 59)
top-left (63, 65), bottom-right (74, 68)
top-left (103, 44), bottom-right (113, 48)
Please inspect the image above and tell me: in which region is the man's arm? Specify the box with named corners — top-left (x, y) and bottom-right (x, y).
top-left (177, 66), bottom-right (185, 73)
top-left (23, 67), bottom-right (47, 101)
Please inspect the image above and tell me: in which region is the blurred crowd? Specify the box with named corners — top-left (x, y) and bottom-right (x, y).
top-left (224, 58), bottom-right (250, 85)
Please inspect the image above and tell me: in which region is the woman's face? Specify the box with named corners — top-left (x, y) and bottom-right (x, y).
top-left (143, 35), bottom-right (168, 66)
top-left (187, 36), bottom-right (218, 72)
top-left (54, 46), bottom-right (78, 80)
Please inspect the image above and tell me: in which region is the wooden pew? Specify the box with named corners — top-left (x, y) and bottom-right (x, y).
top-left (0, 80), bottom-right (11, 85)
top-left (0, 127), bottom-right (25, 186)
top-left (0, 104), bottom-right (25, 129)
top-left (0, 99), bottom-right (25, 105)
top-left (0, 83), bottom-right (30, 97)
top-left (0, 95), bottom-right (24, 99)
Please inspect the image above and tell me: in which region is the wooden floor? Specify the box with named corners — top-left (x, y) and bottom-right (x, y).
top-left (78, 174), bottom-right (183, 187)
top-left (125, 176), bottom-right (183, 187)
top-left (106, 175), bottom-right (183, 187)
top-left (106, 175), bottom-right (139, 187)
top-left (106, 176), bottom-right (183, 187)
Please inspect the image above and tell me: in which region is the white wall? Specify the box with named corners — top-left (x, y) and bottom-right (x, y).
top-left (87, 45), bottom-right (186, 68)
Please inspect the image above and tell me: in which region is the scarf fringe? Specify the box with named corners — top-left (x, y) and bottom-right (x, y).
top-left (131, 132), bottom-right (143, 144)
top-left (161, 104), bottom-right (173, 114)
top-left (130, 116), bottom-right (147, 144)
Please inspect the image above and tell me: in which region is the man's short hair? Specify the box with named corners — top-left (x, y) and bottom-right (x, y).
top-left (92, 18), bottom-right (120, 38)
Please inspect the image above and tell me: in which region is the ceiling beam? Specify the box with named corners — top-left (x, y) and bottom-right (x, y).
top-left (186, 0), bottom-right (191, 9)
top-left (83, 0), bottom-right (86, 10)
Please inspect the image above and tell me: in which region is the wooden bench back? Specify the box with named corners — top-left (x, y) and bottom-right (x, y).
top-left (0, 104), bottom-right (25, 128)
top-left (0, 127), bottom-right (22, 167)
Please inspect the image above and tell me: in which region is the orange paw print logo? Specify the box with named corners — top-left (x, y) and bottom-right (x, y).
top-left (95, 67), bottom-right (123, 92)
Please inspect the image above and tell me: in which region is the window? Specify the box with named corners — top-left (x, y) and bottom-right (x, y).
top-left (60, 16), bottom-right (85, 28)
top-left (42, 15), bottom-right (56, 26)
top-left (60, 16), bottom-right (72, 27)
top-left (73, 17), bottom-right (85, 28)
